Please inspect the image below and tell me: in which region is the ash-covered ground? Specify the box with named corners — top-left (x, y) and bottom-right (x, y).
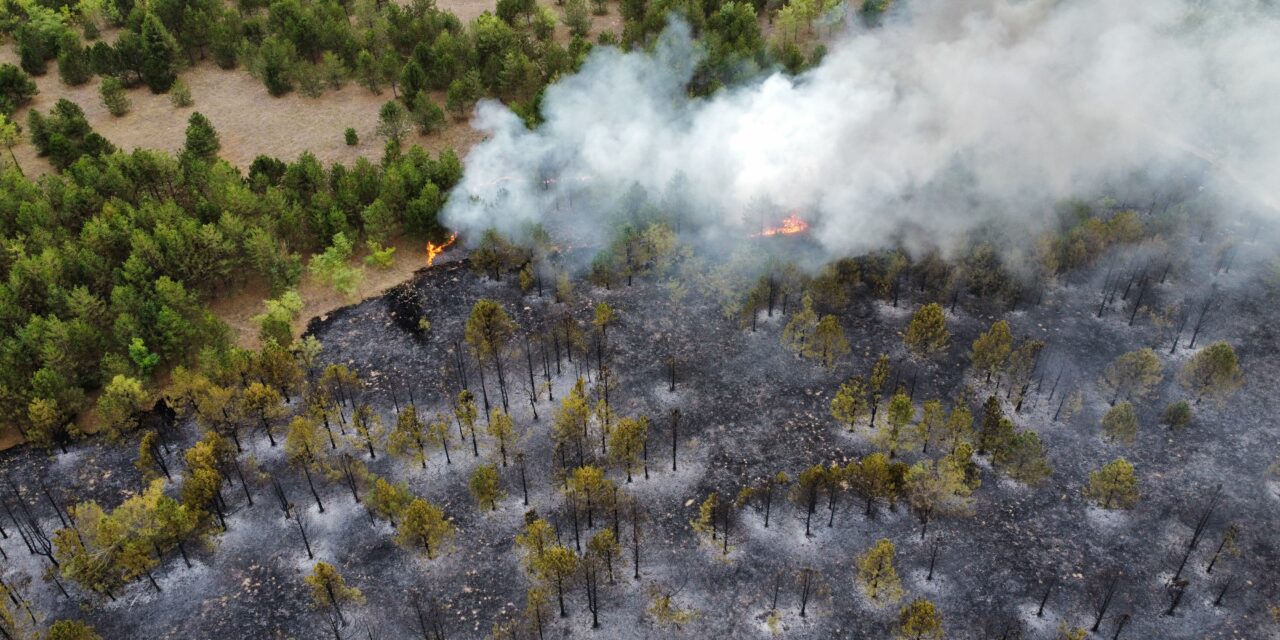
top-left (2, 226), bottom-right (1278, 639)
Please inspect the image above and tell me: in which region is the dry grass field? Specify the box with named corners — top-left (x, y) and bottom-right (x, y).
top-left (0, 44), bottom-right (484, 177)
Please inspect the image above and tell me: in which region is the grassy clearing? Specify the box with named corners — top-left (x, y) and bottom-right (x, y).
top-left (0, 43), bottom-right (484, 177)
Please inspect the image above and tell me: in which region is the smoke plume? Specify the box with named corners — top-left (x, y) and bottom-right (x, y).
top-left (442, 0), bottom-right (1280, 256)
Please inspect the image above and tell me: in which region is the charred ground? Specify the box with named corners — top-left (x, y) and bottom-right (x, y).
top-left (1, 214), bottom-right (1278, 640)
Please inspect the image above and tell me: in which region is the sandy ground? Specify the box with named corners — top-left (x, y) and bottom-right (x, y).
top-left (414, 0), bottom-right (498, 22)
top-left (208, 236), bottom-right (456, 351)
top-left (0, 45), bottom-right (485, 176)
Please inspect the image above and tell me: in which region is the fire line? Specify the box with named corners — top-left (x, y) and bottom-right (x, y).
top-left (426, 233), bottom-right (458, 266)
top-left (756, 213), bottom-right (810, 237)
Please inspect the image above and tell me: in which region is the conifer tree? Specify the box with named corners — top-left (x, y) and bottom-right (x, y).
top-left (782, 294), bottom-right (818, 354)
top-left (367, 476), bottom-right (413, 524)
top-left (396, 498), bottom-right (453, 559)
top-left (875, 390), bottom-right (918, 458)
top-left (789, 465), bottom-right (826, 536)
top-left (993, 430), bottom-right (1052, 485)
top-left (305, 562), bottom-right (364, 627)
top-left (100, 76), bottom-right (130, 116)
top-left (608, 415), bottom-right (649, 482)
top-left (848, 452), bottom-right (895, 516)
top-left (807, 315), bottom-right (851, 368)
top-left (830, 375), bottom-right (868, 430)
top-left (977, 395), bottom-right (1013, 455)
top-left (1101, 401), bottom-right (1138, 445)
top-left (1100, 348), bottom-right (1164, 405)
top-left (140, 14), bottom-right (179, 93)
top-left (487, 408), bottom-right (517, 467)
top-left (897, 598), bottom-right (944, 640)
top-left (904, 458), bottom-right (973, 538)
top-left (857, 538), bottom-right (904, 605)
top-left (183, 112), bottom-right (220, 160)
top-left (1178, 341), bottom-right (1243, 405)
top-left (46, 619), bottom-right (102, 640)
top-left (388, 404), bottom-right (429, 468)
top-left (98, 375), bottom-right (147, 440)
top-left (532, 545), bottom-right (578, 617)
top-left (904, 303), bottom-right (950, 357)
top-left (1161, 400), bottom-right (1192, 431)
top-left (466, 299), bottom-right (517, 412)
top-left (941, 404), bottom-right (973, 453)
top-left (1084, 458), bottom-right (1139, 509)
top-left (970, 319), bottom-right (1012, 382)
top-left (915, 399), bottom-right (944, 454)
top-left (868, 353), bottom-right (892, 424)
top-left (469, 464), bottom-right (504, 511)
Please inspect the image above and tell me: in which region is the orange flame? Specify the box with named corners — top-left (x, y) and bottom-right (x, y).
top-left (757, 213), bottom-right (810, 237)
top-left (426, 233), bottom-right (458, 266)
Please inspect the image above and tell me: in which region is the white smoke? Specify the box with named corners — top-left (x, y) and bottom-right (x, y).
top-left (443, 0), bottom-right (1280, 256)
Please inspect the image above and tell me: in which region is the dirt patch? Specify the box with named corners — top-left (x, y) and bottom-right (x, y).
top-left (420, 0), bottom-right (499, 23)
top-left (208, 236), bottom-right (454, 350)
top-left (0, 46), bottom-right (485, 176)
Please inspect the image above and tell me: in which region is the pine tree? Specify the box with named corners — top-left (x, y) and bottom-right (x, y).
top-left (376, 100), bottom-right (409, 145)
top-left (593, 301), bottom-right (618, 343)
top-left (915, 399), bottom-right (944, 454)
top-left (183, 112), bottom-right (220, 159)
top-left (532, 545), bottom-right (578, 617)
top-left (868, 353), bottom-right (892, 423)
top-left (847, 452), bottom-right (895, 516)
top-left (977, 395), bottom-right (1013, 455)
top-left (99, 76), bottom-right (131, 116)
top-left (1100, 348), bottom-right (1163, 405)
top-left (587, 529), bottom-right (622, 582)
top-left (897, 598), bottom-right (944, 640)
top-left (409, 91), bottom-right (445, 134)
top-left (388, 404), bottom-right (430, 468)
top-left (0, 113), bottom-right (22, 176)
top-left (904, 303), bottom-right (950, 357)
top-left (46, 619), bottom-right (102, 639)
top-left (469, 464), bottom-right (505, 511)
top-left (1084, 458), bottom-right (1139, 509)
top-left (1161, 400), bottom-right (1192, 431)
top-left (875, 389), bottom-right (917, 458)
top-left (399, 60), bottom-right (428, 101)
top-left (305, 562), bottom-right (364, 627)
top-left (140, 14), bottom-right (179, 93)
top-left (942, 404), bottom-right (973, 453)
top-left (857, 538), bottom-right (903, 605)
top-left (993, 430), bottom-right (1052, 485)
top-left (367, 476), bottom-right (412, 524)
top-left (691, 492), bottom-right (719, 543)
top-left (608, 415), bottom-right (648, 482)
top-left (781, 294), bottom-right (818, 354)
top-left (970, 319), bottom-right (1012, 382)
top-left (98, 375), bottom-right (147, 440)
top-left (1178, 341), bottom-right (1243, 405)
top-left (1101, 401), bottom-right (1138, 445)
top-left (830, 375), bottom-right (868, 430)
top-left (487, 408), bottom-right (517, 467)
top-left (396, 498), bottom-right (453, 559)
top-left (466, 299), bottom-right (517, 411)
top-left (904, 458), bottom-right (973, 537)
top-left (807, 315), bottom-right (851, 368)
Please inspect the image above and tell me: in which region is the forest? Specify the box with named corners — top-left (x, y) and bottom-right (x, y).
top-left (0, 0), bottom-right (1276, 639)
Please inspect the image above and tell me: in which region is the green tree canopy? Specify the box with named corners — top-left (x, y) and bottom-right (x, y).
top-left (904, 303), bottom-right (950, 357)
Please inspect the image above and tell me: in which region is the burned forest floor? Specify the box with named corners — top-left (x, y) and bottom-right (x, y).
top-left (2, 230), bottom-right (1279, 639)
